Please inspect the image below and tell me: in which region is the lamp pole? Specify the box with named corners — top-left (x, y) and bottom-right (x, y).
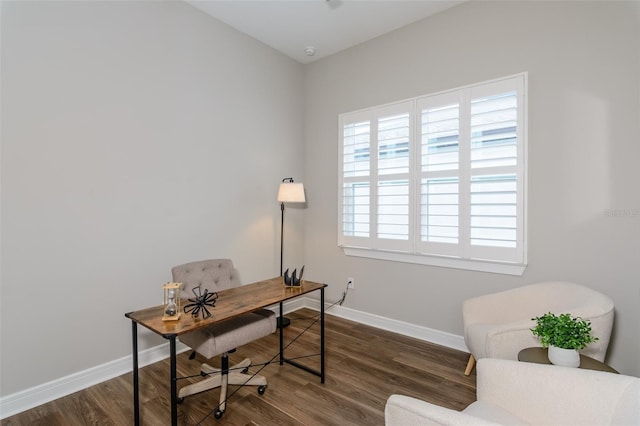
top-left (277, 177), bottom-right (305, 328)
top-left (280, 200), bottom-right (285, 277)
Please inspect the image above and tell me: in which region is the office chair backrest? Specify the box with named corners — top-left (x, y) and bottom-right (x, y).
top-left (171, 259), bottom-right (241, 297)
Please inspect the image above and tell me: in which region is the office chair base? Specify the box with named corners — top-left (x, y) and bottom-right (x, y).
top-left (201, 357), bottom-right (251, 375)
top-left (177, 357), bottom-right (268, 401)
top-left (277, 316), bottom-right (291, 328)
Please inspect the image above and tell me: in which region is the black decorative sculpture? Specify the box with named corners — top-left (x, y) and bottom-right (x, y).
top-left (183, 286), bottom-right (218, 319)
top-left (283, 265), bottom-right (304, 287)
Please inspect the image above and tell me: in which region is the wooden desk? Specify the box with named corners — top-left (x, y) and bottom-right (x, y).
top-left (518, 347), bottom-right (618, 373)
top-left (126, 277), bottom-right (327, 426)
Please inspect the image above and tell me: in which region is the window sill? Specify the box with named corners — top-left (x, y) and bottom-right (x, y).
top-left (341, 246), bottom-right (527, 276)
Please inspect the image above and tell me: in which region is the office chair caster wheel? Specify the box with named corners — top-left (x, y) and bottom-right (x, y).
top-left (258, 385), bottom-right (267, 395)
top-left (200, 371), bottom-right (208, 377)
top-left (242, 367), bottom-right (249, 374)
top-left (214, 409), bottom-right (224, 419)
top-left (176, 397), bottom-right (184, 404)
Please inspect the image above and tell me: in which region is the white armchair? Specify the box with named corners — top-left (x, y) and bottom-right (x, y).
top-left (385, 358), bottom-right (640, 426)
top-left (462, 281), bottom-right (614, 375)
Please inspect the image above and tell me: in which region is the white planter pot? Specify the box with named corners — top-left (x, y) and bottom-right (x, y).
top-left (548, 345), bottom-right (580, 367)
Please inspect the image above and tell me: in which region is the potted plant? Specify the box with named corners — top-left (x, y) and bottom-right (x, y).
top-left (530, 312), bottom-right (599, 367)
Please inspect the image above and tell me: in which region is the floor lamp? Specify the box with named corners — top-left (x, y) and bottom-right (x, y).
top-left (277, 177), bottom-right (306, 328)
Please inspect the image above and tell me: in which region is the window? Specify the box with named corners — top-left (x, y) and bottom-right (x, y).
top-left (338, 74), bottom-right (527, 275)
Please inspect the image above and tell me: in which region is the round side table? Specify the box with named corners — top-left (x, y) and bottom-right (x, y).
top-left (518, 347), bottom-right (618, 373)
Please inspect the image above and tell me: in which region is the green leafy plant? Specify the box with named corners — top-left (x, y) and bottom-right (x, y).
top-left (531, 312), bottom-right (599, 350)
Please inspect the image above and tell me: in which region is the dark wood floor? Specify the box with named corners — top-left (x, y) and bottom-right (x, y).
top-left (2, 309), bottom-right (476, 425)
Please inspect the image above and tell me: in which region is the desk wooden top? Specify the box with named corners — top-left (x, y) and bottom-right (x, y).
top-left (125, 277), bottom-right (326, 338)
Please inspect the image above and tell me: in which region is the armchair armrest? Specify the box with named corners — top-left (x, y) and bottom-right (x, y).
top-left (483, 320), bottom-right (539, 359)
top-left (385, 395), bottom-right (499, 426)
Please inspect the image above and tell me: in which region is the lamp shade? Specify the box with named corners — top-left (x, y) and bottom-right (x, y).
top-left (277, 182), bottom-right (306, 203)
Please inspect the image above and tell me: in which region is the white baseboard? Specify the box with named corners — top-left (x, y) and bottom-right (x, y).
top-left (304, 297), bottom-right (468, 353)
top-left (0, 298), bottom-right (466, 419)
top-left (0, 341), bottom-right (190, 420)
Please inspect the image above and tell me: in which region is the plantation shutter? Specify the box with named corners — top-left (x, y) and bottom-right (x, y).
top-left (416, 77), bottom-right (525, 261)
top-left (374, 102), bottom-right (412, 251)
top-left (468, 78), bottom-right (525, 263)
top-left (338, 73), bottom-right (526, 272)
top-left (417, 91), bottom-right (462, 257)
top-left (339, 111), bottom-right (372, 246)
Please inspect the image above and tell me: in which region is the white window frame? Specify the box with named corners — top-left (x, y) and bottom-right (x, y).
top-left (338, 73), bottom-right (528, 276)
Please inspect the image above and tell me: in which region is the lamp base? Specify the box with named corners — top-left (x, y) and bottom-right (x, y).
top-left (277, 316), bottom-right (291, 328)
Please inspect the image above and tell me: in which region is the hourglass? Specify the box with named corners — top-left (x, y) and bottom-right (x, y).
top-left (162, 282), bottom-right (182, 321)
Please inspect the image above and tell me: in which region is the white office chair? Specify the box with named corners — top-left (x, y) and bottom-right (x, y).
top-left (172, 259), bottom-right (276, 419)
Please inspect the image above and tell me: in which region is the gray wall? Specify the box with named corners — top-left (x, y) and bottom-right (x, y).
top-left (303, 0), bottom-right (640, 375)
top-left (0, 1), bottom-right (304, 396)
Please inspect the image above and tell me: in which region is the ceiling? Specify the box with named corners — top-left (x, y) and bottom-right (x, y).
top-left (185, 0), bottom-right (466, 64)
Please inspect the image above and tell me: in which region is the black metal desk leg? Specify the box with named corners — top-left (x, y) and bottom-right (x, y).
top-left (170, 335), bottom-right (177, 426)
top-left (132, 321), bottom-right (140, 426)
top-left (279, 301), bottom-right (284, 365)
top-left (320, 287), bottom-right (325, 383)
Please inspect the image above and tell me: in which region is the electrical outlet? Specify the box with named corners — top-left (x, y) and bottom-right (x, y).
top-left (347, 277), bottom-right (355, 289)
